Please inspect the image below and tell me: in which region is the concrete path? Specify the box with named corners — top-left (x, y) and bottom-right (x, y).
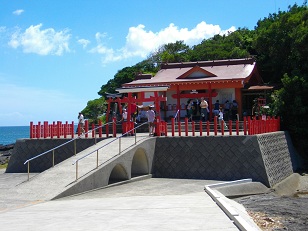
top-left (0, 176), bottom-right (247, 231)
top-left (0, 133), bottom-right (260, 231)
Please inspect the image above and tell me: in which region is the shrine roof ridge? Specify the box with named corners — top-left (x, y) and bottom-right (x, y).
top-left (160, 58), bottom-right (255, 69)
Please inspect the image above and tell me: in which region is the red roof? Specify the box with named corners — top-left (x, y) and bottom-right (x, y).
top-left (123, 58), bottom-right (259, 87)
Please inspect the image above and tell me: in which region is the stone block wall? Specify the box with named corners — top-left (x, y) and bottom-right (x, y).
top-left (153, 132), bottom-right (294, 187)
top-left (6, 138), bottom-right (106, 173)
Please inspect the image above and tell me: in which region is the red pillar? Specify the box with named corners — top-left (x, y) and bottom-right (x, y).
top-left (243, 117), bottom-right (247, 135)
top-left (57, 121), bottom-right (61, 138)
top-left (37, 122), bottom-right (41, 139)
top-left (98, 120), bottom-right (102, 138)
top-left (30, 122), bottom-right (33, 138)
top-left (192, 121), bottom-right (195, 136)
top-left (171, 117), bottom-right (175, 137)
top-left (71, 121), bottom-right (74, 138)
top-left (185, 117), bottom-right (188, 136)
top-left (214, 116), bottom-right (217, 136)
top-left (85, 120), bottom-right (89, 138)
top-left (92, 123), bottom-right (95, 137)
top-left (113, 117), bottom-right (116, 137)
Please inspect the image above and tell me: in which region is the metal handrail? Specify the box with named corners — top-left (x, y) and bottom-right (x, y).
top-left (174, 109), bottom-right (180, 122)
top-left (72, 121), bottom-right (148, 181)
top-left (24, 121), bottom-right (115, 180)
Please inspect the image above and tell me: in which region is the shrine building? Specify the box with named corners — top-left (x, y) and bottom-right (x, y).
top-left (115, 58), bottom-right (271, 121)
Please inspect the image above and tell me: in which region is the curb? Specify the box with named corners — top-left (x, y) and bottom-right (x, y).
top-left (205, 179), bottom-right (261, 231)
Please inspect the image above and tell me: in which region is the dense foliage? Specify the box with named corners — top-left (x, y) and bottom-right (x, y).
top-left (82, 3), bottom-right (308, 161)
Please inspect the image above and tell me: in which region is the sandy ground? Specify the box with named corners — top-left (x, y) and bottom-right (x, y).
top-left (234, 175), bottom-right (308, 231)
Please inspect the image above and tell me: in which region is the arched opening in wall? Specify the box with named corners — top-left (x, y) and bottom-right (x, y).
top-left (108, 164), bottom-right (129, 184)
top-left (131, 148), bottom-right (149, 178)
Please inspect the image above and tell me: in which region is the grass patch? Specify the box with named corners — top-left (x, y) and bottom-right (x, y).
top-left (0, 163), bottom-right (8, 169)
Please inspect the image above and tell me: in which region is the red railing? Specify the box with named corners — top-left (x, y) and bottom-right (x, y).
top-left (30, 120), bottom-right (113, 139)
top-left (30, 116), bottom-right (280, 139)
top-left (165, 116), bottom-right (280, 137)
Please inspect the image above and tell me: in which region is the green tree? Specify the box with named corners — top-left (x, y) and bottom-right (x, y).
top-left (149, 40), bottom-right (190, 64)
top-left (270, 74), bottom-right (308, 159)
top-left (81, 97), bottom-right (107, 124)
top-left (189, 28), bottom-right (254, 61)
top-left (254, 3), bottom-right (308, 83)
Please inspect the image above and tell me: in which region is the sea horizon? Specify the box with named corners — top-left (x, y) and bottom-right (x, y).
top-left (0, 126), bottom-right (30, 145)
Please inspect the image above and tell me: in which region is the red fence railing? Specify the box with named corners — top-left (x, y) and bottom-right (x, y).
top-left (30, 116), bottom-right (280, 139)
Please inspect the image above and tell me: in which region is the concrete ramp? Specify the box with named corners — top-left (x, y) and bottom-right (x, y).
top-left (12, 135), bottom-right (156, 201)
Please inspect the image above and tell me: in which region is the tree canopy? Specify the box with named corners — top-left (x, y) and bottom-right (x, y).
top-left (82, 3), bottom-right (308, 160)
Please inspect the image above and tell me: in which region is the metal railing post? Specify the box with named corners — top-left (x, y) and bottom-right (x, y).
top-left (119, 137), bottom-right (121, 154)
top-left (76, 160), bottom-right (78, 181)
top-left (135, 127), bottom-right (137, 144)
top-left (96, 150), bottom-right (99, 168)
top-left (52, 150), bottom-right (55, 167)
top-left (27, 161), bottom-right (30, 181)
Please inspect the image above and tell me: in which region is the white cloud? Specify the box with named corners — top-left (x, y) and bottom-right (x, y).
top-left (13, 9), bottom-right (24, 16)
top-left (8, 24), bottom-right (71, 56)
top-left (89, 21), bottom-right (236, 64)
top-left (77, 39), bottom-right (90, 49)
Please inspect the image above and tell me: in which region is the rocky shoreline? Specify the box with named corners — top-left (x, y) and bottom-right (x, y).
top-left (0, 143), bottom-right (14, 165)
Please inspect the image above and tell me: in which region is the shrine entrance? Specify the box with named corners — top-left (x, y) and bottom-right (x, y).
top-left (106, 86), bottom-right (168, 136)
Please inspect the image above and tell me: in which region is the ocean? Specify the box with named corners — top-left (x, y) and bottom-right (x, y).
top-left (0, 126), bottom-right (30, 145)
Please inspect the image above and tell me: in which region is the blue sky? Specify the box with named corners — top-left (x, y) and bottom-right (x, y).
top-left (0, 0), bottom-right (301, 126)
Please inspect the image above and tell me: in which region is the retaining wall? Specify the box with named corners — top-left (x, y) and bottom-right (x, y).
top-left (153, 131), bottom-right (294, 187)
top-left (6, 138), bottom-right (106, 173)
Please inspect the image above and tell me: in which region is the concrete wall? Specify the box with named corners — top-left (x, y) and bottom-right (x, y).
top-left (54, 138), bottom-right (156, 199)
top-left (7, 131), bottom-right (296, 196)
top-left (152, 132), bottom-right (294, 187)
top-left (6, 138), bottom-right (107, 173)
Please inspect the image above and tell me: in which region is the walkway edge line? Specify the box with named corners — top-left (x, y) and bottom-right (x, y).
top-left (205, 179), bottom-right (261, 231)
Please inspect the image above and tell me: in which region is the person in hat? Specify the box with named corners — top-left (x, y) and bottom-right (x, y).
top-left (78, 112), bottom-right (85, 133)
top-left (121, 108), bottom-right (128, 122)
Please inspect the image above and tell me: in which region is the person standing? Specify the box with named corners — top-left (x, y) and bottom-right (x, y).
top-left (224, 100), bottom-right (231, 121)
top-left (199, 97), bottom-right (208, 122)
top-left (78, 112), bottom-right (85, 134)
top-left (213, 100), bottom-right (220, 116)
top-left (146, 106), bottom-right (156, 136)
top-left (231, 100), bottom-right (238, 121)
top-left (186, 99), bottom-right (193, 121)
top-left (218, 107), bottom-right (228, 131)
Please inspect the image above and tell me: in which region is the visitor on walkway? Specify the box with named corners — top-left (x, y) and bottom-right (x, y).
top-left (218, 108), bottom-right (228, 131)
top-left (146, 106), bottom-right (155, 136)
top-left (186, 99), bottom-right (193, 121)
top-left (213, 100), bottom-right (220, 116)
top-left (78, 112), bottom-right (85, 134)
top-left (199, 97), bottom-right (208, 122)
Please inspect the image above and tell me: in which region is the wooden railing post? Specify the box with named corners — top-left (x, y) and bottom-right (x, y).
top-left (185, 117), bottom-right (188, 136)
top-left (71, 121), bottom-right (75, 138)
top-left (30, 122), bottom-right (33, 138)
top-left (214, 116), bottom-right (217, 136)
top-left (85, 120), bottom-right (89, 138)
top-left (171, 118), bottom-right (175, 137)
top-left (113, 117), bottom-right (116, 137)
top-left (98, 120), bottom-right (102, 138)
top-left (192, 121), bottom-right (195, 136)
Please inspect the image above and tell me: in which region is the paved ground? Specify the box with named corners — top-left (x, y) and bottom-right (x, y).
top-left (0, 169), bottom-right (261, 231)
top-left (0, 133), bottom-right (261, 231)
